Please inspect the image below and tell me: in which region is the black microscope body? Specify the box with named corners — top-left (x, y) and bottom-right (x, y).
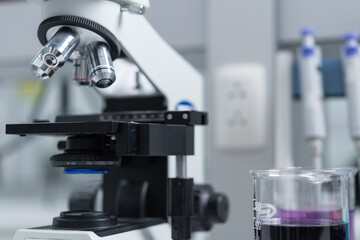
top-left (6, 95), bottom-right (229, 240)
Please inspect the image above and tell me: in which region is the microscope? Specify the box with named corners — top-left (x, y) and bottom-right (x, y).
top-left (6, 0), bottom-right (229, 239)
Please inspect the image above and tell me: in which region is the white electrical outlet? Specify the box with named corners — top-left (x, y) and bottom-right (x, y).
top-left (214, 63), bottom-right (267, 150)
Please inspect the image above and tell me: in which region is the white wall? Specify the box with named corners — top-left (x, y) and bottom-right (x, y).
top-left (0, 2), bottom-right (41, 60)
top-left (278, 0), bottom-right (360, 42)
top-left (207, 1), bottom-right (276, 239)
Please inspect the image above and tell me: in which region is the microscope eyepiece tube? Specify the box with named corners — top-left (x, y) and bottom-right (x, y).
top-left (31, 27), bottom-right (80, 80)
top-left (86, 42), bottom-right (116, 88)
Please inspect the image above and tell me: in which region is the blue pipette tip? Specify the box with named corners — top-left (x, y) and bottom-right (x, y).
top-left (301, 27), bottom-right (315, 36)
top-left (344, 31), bottom-right (359, 42)
top-left (64, 169), bottom-right (109, 174)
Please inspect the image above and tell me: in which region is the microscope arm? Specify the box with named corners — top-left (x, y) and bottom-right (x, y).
top-left (115, 13), bottom-right (203, 108)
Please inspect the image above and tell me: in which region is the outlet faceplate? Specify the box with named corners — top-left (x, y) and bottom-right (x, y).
top-left (214, 63), bottom-right (267, 151)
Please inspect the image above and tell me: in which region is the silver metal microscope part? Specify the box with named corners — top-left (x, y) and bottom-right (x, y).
top-left (31, 27), bottom-right (80, 80)
top-left (73, 58), bottom-right (91, 86)
top-left (86, 42), bottom-right (116, 88)
top-left (121, 4), bottom-right (145, 14)
top-left (308, 138), bottom-right (324, 169)
top-left (176, 155), bottom-right (187, 178)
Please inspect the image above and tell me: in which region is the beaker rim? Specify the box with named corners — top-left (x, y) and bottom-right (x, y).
top-left (250, 168), bottom-right (352, 178)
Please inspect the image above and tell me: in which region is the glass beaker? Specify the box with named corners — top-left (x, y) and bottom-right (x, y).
top-left (250, 169), bottom-right (351, 240)
top-left (338, 168), bottom-right (358, 240)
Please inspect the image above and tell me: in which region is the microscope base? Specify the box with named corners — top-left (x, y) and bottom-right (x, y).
top-left (13, 223), bottom-right (170, 240)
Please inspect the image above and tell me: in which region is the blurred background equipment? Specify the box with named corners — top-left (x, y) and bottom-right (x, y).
top-left (342, 32), bottom-right (360, 170)
top-left (298, 27), bottom-right (326, 168)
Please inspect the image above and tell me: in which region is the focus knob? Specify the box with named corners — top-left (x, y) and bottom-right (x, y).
top-left (207, 193), bottom-right (229, 224)
top-left (192, 185), bottom-right (230, 232)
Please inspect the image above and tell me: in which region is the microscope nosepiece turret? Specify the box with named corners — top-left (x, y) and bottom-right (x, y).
top-left (30, 27), bottom-right (80, 80)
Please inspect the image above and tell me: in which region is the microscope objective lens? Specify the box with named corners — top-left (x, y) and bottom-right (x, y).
top-left (44, 54), bottom-right (58, 66)
top-left (30, 27), bottom-right (79, 80)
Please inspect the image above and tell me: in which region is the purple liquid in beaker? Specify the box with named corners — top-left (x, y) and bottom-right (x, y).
top-left (277, 209), bottom-right (352, 240)
top-left (278, 209), bottom-right (343, 222)
top-left (256, 221), bottom-right (348, 240)
top-left (349, 210), bottom-right (355, 240)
